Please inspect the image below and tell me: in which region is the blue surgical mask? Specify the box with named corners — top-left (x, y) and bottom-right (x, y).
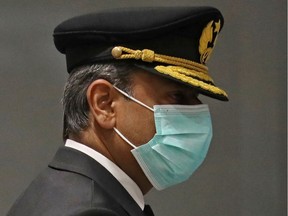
top-left (113, 86), bottom-right (213, 190)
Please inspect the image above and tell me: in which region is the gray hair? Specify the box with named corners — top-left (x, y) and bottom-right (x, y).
top-left (62, 62), bottom-right (136, 140)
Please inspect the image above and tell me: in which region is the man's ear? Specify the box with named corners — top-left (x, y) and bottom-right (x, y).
top-left (86, 79), bottom-right (116, 129)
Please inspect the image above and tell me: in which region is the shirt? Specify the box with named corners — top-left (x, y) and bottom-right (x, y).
top-left (65, 139), bottom-right (145, 210)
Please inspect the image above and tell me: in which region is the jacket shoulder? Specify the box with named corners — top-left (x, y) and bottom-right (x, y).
top-left (7, 166), bottom-right (128, 216)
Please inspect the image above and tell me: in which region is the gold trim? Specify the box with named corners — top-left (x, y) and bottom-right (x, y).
top-left (164, 66), bottom-right (214, 83)
top-left (111, 46), bottom-right (208, 73)
top-left (155, 65), bottom-right (228, 97)
top-left (199, 20), bottom-right (221, 64)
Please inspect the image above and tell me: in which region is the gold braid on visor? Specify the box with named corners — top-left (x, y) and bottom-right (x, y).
top-left (111, 46), bottom-right (227, 98)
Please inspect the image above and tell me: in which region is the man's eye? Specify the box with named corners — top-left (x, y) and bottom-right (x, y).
top-left (170, 92), bottom-right (186, 104)
top-left (168, 91), bottom-right (202, 105)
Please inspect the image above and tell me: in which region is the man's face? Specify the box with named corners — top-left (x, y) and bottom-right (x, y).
top-left (110, 69), bottom-right (202, 193)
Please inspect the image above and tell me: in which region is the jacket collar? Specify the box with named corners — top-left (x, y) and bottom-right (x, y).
top-left (49, 146), bottom-right (146, 216)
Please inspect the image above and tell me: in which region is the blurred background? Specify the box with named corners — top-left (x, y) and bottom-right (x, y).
top-left (0, 0), bottom-right (286, 216)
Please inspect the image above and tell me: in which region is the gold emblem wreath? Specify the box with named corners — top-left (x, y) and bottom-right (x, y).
top-left (199, 20), bottom-right (221, 64)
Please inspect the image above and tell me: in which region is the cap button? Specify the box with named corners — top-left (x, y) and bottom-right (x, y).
top-left (111, 47), bottom-right (122, 58)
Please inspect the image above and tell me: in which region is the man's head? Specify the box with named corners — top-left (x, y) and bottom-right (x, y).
top-left (54, 6), bottom-right (227, 193)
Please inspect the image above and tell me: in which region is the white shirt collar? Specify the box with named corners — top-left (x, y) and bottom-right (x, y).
top-left (65, 139), bottom-right (145, 210)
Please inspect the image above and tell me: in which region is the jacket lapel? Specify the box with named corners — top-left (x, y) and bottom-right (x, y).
top-left (49, 147), bottom-right (145, 216)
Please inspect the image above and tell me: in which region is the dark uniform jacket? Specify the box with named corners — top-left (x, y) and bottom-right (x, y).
top-left (7, 147), bottom-right (150, 216)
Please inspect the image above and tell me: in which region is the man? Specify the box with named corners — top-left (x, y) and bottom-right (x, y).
top-left (7, 6), bottom-right (228, 216)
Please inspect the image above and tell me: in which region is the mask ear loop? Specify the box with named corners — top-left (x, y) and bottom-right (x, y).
top-left (113, 86), bottom-right (154, 149)
top-left (113, 127), bottom-right (137, 149)
top-left (113, 86), bottom-right (154, 112)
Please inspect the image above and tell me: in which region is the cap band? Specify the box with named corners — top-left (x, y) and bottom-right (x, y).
top-left (111, 46), bottom-right (208, 73)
